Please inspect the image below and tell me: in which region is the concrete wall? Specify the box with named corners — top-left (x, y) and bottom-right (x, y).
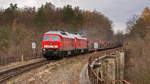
top-left (93, 51), bottom-right (125, 84)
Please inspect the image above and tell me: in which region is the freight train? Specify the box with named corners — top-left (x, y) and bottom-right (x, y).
top-left (42, 31), bottom-right (122, 59)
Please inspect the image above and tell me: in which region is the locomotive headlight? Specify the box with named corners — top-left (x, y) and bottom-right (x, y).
top-left (43, 48), bottom-right (46, 51)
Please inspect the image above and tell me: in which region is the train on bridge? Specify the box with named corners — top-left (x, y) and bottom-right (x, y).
top-left (42, 31), bottom-right (122, 59)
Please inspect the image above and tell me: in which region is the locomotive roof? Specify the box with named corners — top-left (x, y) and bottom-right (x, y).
top-left (45, 31), bottom-right (87, 40)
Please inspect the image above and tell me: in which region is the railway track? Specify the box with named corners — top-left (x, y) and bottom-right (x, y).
top-left (0, 58), bottom-right (50, 83)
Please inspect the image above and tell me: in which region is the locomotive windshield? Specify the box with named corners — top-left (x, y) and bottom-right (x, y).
top-left (52, 36), bottom-right (59, 41)
top-left (44, 36), bottom-right (50, 41)
top-left (43, 35), bottom-right (60, 41)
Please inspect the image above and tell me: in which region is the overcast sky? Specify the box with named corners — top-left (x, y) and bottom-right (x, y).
top-left (0, 0), bottom-right (150, 33)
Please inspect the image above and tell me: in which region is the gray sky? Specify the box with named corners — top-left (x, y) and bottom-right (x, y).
top-left (0, 0), bottom-right (150, 33)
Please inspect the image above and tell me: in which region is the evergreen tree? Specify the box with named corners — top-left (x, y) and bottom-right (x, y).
top-left (5, 3), bottom-right (18, 23)
top-left (62, 5), bottom-right (74, 24)
top-left (34, 5), bottom-right (47, 28)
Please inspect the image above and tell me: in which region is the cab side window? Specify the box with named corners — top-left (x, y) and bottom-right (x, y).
top-left (52, 36), bottom-right (59, 41)
top-left (44, 36), bottom-right (50, 41)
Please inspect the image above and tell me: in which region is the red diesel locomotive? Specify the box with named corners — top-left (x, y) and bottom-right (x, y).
top-left (42, 31), bottom-right (88, 59)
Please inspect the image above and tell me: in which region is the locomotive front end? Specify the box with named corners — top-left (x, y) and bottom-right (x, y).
top-left (42, 34), bottom-right (61, 58)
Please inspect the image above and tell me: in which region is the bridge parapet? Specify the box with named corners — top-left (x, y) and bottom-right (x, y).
top-left (88, 48), bottom-right (130, 84)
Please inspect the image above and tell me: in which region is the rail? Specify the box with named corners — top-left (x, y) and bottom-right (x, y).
top-left (88, 47), bottom-right (131, 84)
top-left (0, 59), bottom-right (49, 83)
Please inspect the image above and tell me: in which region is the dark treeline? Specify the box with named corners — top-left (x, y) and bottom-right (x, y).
top-left (0, 3), bottom-right (113, 38)
top-left (0, 3), bottom-right (117, 60)
top-left (125, 7), bottom-right (150, 83)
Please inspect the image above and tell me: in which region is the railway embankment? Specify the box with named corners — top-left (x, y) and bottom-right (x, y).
top-left (3, 53), bottom-right (92, 84)
top-left (0, 48), bottom-right (130, 84)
